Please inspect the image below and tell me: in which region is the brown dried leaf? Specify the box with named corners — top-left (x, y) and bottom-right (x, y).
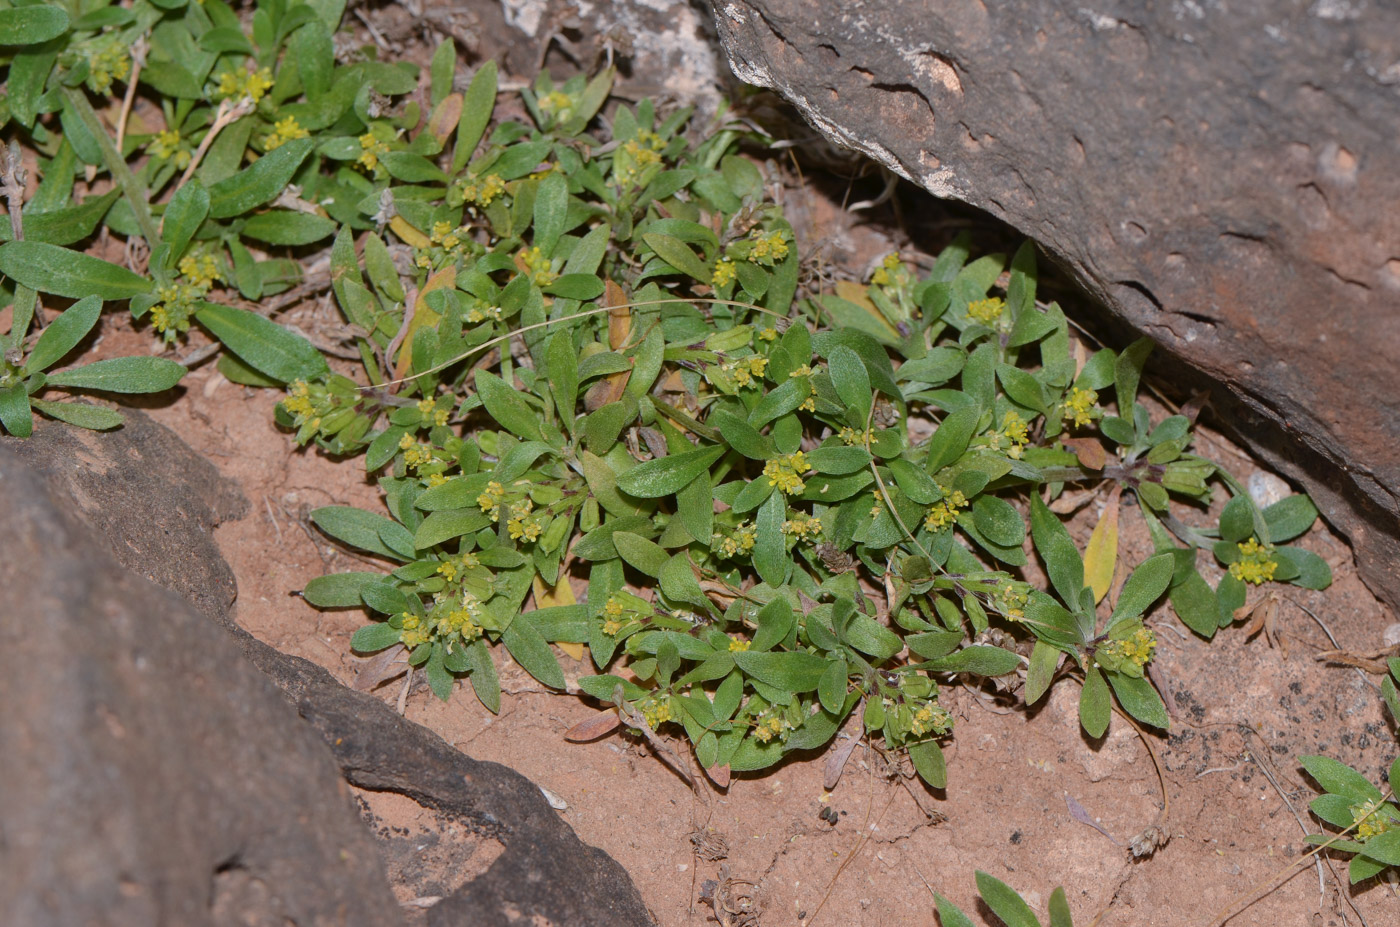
top-left (1062, 436), bottom-right (1108, 470)
top-left (353, 643), bottom-right (409, 691)
top-left (564, 710), bottom-right (622, 742)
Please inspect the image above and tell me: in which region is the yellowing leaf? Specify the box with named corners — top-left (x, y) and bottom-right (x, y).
top-left (394, 264), bottom-right (455, 378)
top-left (429, 93), bottom-right (464, 146)
top-left (389, 215), bottom-right (431, 249)
top-left (1083, 486), bottom-right (1120, 604)
top-left (533, 576), bottom-right (585, 661)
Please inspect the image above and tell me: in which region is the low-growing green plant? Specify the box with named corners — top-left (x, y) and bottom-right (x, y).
top-left (935, 870), bottom-right (1075, 927)
top-left (0, 0), bottom-right (1337, 797)
top-left (1301, 657), bottom-right (1400, 883)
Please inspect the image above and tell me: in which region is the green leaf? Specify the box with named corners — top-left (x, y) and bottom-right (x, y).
top-left (45, 356), bottom-right (186, 393)
top-left (503, 619), bottom-right (566, 689)
top-left (1262, 494), bottom-right (1318, 543)
top-left (615, 443), bottom-right (724, 498)
top-left (1275, 546), bottom-right (1332, 590)
top-left (612, 531), bottom-right (670, 577)
top-left (1106, 671), bottom-right (1170, 729)
top-left (909, 739), bottom-right (948, 789)
top-left (0, 242), bottom-right (150, 300)
top-left (975, 871), bottom-right (1042, 927)
top-left (350, 621), bottom-right (401, 653)
top-left (453, 62), bottom-right (497, 172)
top-left (1047, 888), bottom-right (1073, 927)
top-left (1218, 494), bottom-right (1256, 543)
top-left (0, 383), bottom-right (32, 437)
top-left (542, 273), bottom-right (604, 301)
top-left (533, 171), bottom-right (569, 256)
top-left (25, 295), bottom-right (101, 374)
top-left (241, 210), bottom-right (338, 246)
top-left (818, 659), bottom-right (848, 714)
top-left (747, 377), bottom-right (808, 428)
top-left (207, 138), bottom-right (314, 218)
top-left (1349, 853), bottom-right (1390, 884)
top-left (642, 232), bottom-right (712, 284)
top-left (1114, 337), bottom-right (1154, 416)
top-left (972, 495), bottom-right (1025, 547)
top-left (0, 6), bottom-right (70, 44)
top-left (303, 572), bottom-right (384, 608)
top-left (312, 506), bottom-right (410, 561)
top-left (924, 645), bottom-right (1022, 676)
top-left (1080, 664), bottom-right (1110, 737)
top-left (1170, 569), bottom-right (1219, 638)
top-left (752, 489), bottom-right (787, 586)
top-left (731, 649), bottom-right (829, 692)
top-left (1029, 494), bottom-right (1086, 609)
top-left (1025, 639), bottom-right (1061, 706)
top-left (712, 409), bottom-right (777, 460)
top-left (160, 181), bottom-right (209, 268)
top-left (1106, 552), bottom-right (1175, 627)
top-left (1299, 755), bottom-right (1383, 803)
top-left (843, 613), bottom-right (903, 660)
top-left (195, 303), bottom-right (330, 384)
top-left (466, 638), bottom-right (501, 712)
top-left (474, 369), bottom-right (543, 441)
top-left (0, 190), bottom-right (120, 246)
top-left (924, 407), bottom-right (980, 473)
top-left (659, 552), bottom-right (711, 614)
top-left (934, 894), bottom-right (977, 927)
top-left (828, 346), bottom-right (873, 425)
top-left (29, 398), bottom-right (123, 430)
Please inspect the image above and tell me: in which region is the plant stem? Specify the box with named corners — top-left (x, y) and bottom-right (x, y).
top-left (61, 86), bottom-right (161, 245)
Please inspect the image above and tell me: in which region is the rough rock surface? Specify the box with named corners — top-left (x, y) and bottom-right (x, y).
top-left (1, 411), bottom-right (655, 927)
top-left (708, 0), bottom-right (1400, 610)
top-left (0, 432), bottom-right (399, 926)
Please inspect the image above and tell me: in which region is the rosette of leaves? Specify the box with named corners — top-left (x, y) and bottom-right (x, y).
top-left (1300, 658), bottom-right (1400, 883)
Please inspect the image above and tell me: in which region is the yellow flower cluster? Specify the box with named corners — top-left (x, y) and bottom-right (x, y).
top-left (759, 327), bottom-right (778, 341)
top-left (283, 380), bottom-right (315, 418)
top-left (465, 305), bottom-right (502, 324)
top-left (1061, 386), bottom-right (1099, 428)
top-left (641, 697), bottom-right (672, 729)
top-left (728, 636), bottom-right (751, 652)
top-left (789, 364), bottom-right (818, 411)
top-left (538, 90), bottom-right (574, 120)
top-left (601, 597), bottom-right (629, 636)
top-left (216, 65), bottom-right (274, 103)
top-left (727, 354), bottom-right (768, 388)
top-left (908, 700), bottom-right (952, 737)
top-left (518, 245), bottom-right (556, 286)
top-left (430, 220), bottom-right (469, 252)
top-left (403, 442), bottom-right (433, 470)
top-left (980, 410), bottom-right (1030, 459)
top-left (967, 297), bottom-right (1006, 326)
top-left (751, 711), bottom-right (793, 743)
top-left (1229, 538), bottom-right (1279, 585)
top-left (149, 283), bottom-right (201, 342)
top-left (149, 129), bottom-right (190, 168)
top-left (456, 173), bottom-right (506, 207)
top-left (712, 258), bottom-right (737, 287)
top-left (871, 252), bottom-right (903, 287)
top-left (506, 498), bottom-right (541, 542)
top-left (1101, 627), bottom-right (1158, 670)
top-left (747, 229), bottom-right (789, 264)
top-left (924, 489), bottom-right (968, 530)
top-left (357, 132), bottom-right (389, 172)
top-left (715, 523), bottom-right (757, 558)
top-left (782, 511), bottom-right (823, 541)
top-left (764, 452), bottom-right (811, 495)
top-left (84, 40), bottom-right (131, 94)
top-left (178, 252), bottom-right (222, 290)
top-left (477, 480), bottom-right (506, 519)
top-left (995, 582), bottom-right (1029, 622)
top-left (839, 426), bottom-right (869, 446)
top-left (1351, 799), bottom-right (1395, 842)
top-left (263, 115), bottom-right (308, 151)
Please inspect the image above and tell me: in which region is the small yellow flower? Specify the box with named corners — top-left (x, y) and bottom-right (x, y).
top-left (477, 480), bottom-right (506, 519)
top-left (433, 409), bottom-right (450, 427)
top-left (1062, 387), bottom-right (1099, 429)
top-left (1351, 799), bottom-right (1395, 842)
top-left (426, 472), bottom-right (448, 488)
top-left (437, 559), bottom-right (460, 582)
top-left (641, 698), bottom-right (672, 729)
top-left (728, 636), bottom-right (751, 652)
top-left (398, 433), bottom-right (415, 451)
top-left (748, 229), bottom-right (789, 264)
top-left (518, 246), bottom-right (556, 286)
top-left (416, 398), bottom-right (436, 416)
top-left (782, 511), bottom-right (823, 541)
top-left (217, 64), bottom-right (274, 103)
top-left (763, 453), bottom-right (811, 495)
top-left (967, 297), bottom-right (1006, 326)
top-left (357, 132), bottom-right (389, 172)
top-left (1229, 538), bottom-right (1279, 585)
top-left (712, 258), bottom-right (737, 287)
top-left (924, 490), bottom-right (969, 530)
top-left (1100, 628), bottom-right (1158, 670)
top-left (538, 90), bottom-right (574, 119)
top-left (263, 115), bottom-right (308, 151)
top-left (404, 444), bottom-right (433, 469)
top-left (178, 252), bottom-right (222, 290)
top-left (759, 327), bottom-right (778, 341)
top-left (149, 130), bottom-right (182, 161)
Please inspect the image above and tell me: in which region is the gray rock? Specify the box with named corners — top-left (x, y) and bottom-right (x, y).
top-left (1, 410), bottom-right (655, 927)
top-left (707, 0), bottom-right (1400, 609)
top-left (0, 435), bottom-right (399, 927)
